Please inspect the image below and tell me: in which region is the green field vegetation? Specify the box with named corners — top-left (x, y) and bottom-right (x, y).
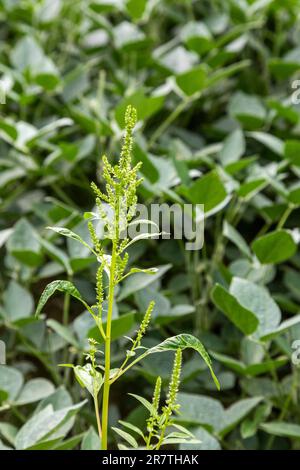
top-left (1, 0), bottom-right (300, 451)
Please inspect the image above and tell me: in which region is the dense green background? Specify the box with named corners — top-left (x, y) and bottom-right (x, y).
top-left (1, 0), bottom-right (300, 450)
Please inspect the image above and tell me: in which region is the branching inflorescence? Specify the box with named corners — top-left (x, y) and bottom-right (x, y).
top-left (36, 105), bottom-right (219, 450)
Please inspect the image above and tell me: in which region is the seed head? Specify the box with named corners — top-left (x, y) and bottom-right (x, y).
top-left (166, 349), bottom-right (182, 412)
top-left (136, 300), bottom-right (155, 346)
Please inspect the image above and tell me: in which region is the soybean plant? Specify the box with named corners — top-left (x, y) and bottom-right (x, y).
top-left (36, 106), bottom-right (219, 450)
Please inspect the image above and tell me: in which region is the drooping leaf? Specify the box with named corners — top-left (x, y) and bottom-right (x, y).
top-left (35, 280), bottom-right (89, 317)
top-left (148, 334), bottom-right (220, 390)
top-left (47, 226), bottom-right (95, 256)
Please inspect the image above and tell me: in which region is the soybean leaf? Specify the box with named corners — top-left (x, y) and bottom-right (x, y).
top-left (252, 230), bottom-right (297, 264)
top-left (260, 314), bottom-right (300, 341)
top-left (115, 90), bottom-right (164, 127)
top-left (81, 427), bottom-right (100, 450)
top-left (285, 140), bottom-right (300, 167)
top-left (230, 277), bottom-right (281, 339)
top-left (220, 397), bottom-right (263, 437)
top-left (52, 433), bottom-right (84, 451)
top-left (15, 379), bottom-right (55, 406)
top-left (211, 284), bottom-right (259, 335)
top-left (176, 393), bottom-right (224, 430)
top-left (38, 237), bottom-right (72, 276)
top-left (3, 281), bottom-right (34, 321)
top-left (7, 218), bottom-right (42, 267)
top-left (175, 64), bottom-right (208, 96)
top-left (211, 351), bottom-right (288, 377)
top-left (219, 129), bottom-right (245, 165)
top-left (15, 401), bottom-right (86, 450)
top-left (88, 312), bottom-right (136, 344)
top-left (47, 319), bottom-right (80, 348)
top-left (228, 92), bottom-right (266, 129)
top-left (180, 427), bottom-right (221, 450)
top-left (179, 170), bottom-right (227, 213)
top-left (260, 422), bottom-right (300, 438)
top-left (248, 131), bottom-right (284, 156)
top-left (0, 366), bottom-right (24, 402)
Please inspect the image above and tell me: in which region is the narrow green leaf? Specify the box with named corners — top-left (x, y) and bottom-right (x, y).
top-left (128, 393), bottom-right (156, 415)
top-left (223, 221), bottom-right (251, 258)
top-left (47, 226), bottom-right (96, 256)
top-left (118, 420), bottom-right (144, 438)
top-left (112, 427), bottom-right (138, 448)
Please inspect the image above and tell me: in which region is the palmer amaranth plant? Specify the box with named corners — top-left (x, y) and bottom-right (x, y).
top-left (35, 106), bottom-right (219, 450)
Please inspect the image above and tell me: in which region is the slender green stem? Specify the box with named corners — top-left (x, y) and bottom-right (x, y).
top-left (146, 431), bottom-right (153, 450)
top-left (147, 97), bottom-right (195, 149)
top-left (110, 349), bottom-right (149, 385)
top-left (12, 405), bottom-right (26, 423)
top-left (277, 204), bottom-right (294, 229)
top-left (155, 411), bottom-right (171, 450)
top-left (93, 395), bottom-right (102, 448)
top-left (63, 275), bottom-right (72, 382)
top-left (266, 366), bottom-right (299, 450)
top-left (63, 291), bottom-right (70, 325)
top-left (51, 183), bottom-right (77, 208)
top-left (101, 242), bottom-right (117, 450)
